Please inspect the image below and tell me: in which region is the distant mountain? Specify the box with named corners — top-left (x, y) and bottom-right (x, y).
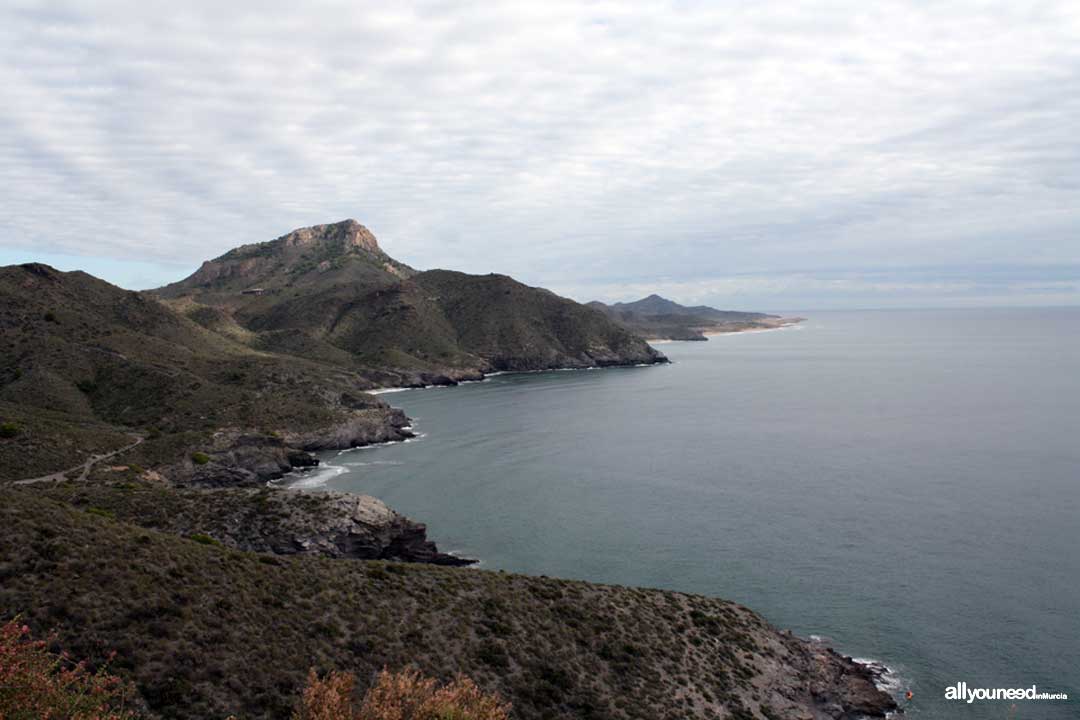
top-left (608, 294), bottom-right (775, 323)
top-left (158, 219), bottom-right (665, 380)
top-left (589, 294), bottom-right (794, 341)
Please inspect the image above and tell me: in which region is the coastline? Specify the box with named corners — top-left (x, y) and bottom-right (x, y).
top-left (701, 316), bottom-right (806, 336)
top-left (366, 359), bottom-right (667, 395)
top-left (647, 316), bottom-right (806, 344)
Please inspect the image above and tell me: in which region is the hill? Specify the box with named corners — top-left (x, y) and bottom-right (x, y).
top-left (0, 485), bottom-right (897, 720)
top-left (157, 220), bottom-right (665, 384)
top-left (0, 262), bottom-right (411, 486)
top-left (588, 295), bottom-right (798, 341)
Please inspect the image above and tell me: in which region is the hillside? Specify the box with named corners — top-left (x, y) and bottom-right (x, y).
top-left (589, 295), bottom-right (798, 341)
top-left (0, 485), bottom-right (897, 720)
top-left (157, 220), bottom-right (665, 384)
top-left (0, 262), bottom-right (410, 486)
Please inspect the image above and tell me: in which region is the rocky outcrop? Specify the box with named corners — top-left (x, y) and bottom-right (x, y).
top-left (163, 401), bottom-right (416, 487)
top-left (774, 632), bottom-right (899, 718)
top-left (273, 491), bottom-right (474, 565)
top-left (34, 479), bottom-right (475, 566)
top-left (282, 407), bottom-right (415, 452)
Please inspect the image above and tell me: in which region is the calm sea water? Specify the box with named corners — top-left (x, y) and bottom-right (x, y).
top-left (299, 309), bottom-right (1080, 719)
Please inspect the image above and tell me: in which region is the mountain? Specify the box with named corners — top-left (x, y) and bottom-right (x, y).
top-left (589, 294), bottom-right (797, 341)
top-left (608, 294), bottom-right (775, 322)
top-left (158, 220), bottom-right (665, 383)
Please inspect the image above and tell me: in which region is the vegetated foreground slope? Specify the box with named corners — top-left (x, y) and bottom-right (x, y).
top-left (156, 220), bottom-right (666, 383)
top-left (588, 294), bottom-right (796, 341)
top-left (0, 487), bottom-right (896, 720)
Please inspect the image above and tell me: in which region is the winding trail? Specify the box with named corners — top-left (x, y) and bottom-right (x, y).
top-left (14, 435), bottom-right (144, 485)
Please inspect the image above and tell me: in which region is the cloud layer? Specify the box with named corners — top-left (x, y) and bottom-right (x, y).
top-left (1, 0), bottom-right (1078, 307)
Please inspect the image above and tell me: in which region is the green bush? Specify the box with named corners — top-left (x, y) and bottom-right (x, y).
top-left (188, 533), bottom-right (220, 546)
top-left (86, 507), bottom-right (116, 520)
top-left (0, 422), bottom-right (19, 439)
top-left (191, 452), bottom-right (211, 465)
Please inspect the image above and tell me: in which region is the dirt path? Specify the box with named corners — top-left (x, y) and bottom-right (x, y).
top-left (14, 435), bottom-right (144, 485)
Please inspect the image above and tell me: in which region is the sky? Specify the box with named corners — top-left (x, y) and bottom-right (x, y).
top-left (1, 1), bottom-right (1078, 310)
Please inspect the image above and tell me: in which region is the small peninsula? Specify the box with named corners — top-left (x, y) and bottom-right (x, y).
top-left (589, 294), bottom-right (804, 341)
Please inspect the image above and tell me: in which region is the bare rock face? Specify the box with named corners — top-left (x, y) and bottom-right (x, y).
top-left (275, 491), bottom-right (474, 565)
top-left (280, 219), bottom-right (381, 254)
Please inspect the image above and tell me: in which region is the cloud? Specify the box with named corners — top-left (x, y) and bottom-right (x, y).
top-left (0, 0), bottom-right (1078, 307)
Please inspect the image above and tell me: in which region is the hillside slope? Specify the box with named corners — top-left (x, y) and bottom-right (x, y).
top-left (0, 486), bottom-right (897, 720)
top-left (0, 262), bottom-right (410, 484)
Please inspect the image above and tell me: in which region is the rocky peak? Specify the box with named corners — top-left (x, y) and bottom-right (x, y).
top-left (279, 219), bottom-right (381, 255)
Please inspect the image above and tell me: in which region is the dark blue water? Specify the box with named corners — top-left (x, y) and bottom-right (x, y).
top-left (301, 309), bottom-right (1080, 719)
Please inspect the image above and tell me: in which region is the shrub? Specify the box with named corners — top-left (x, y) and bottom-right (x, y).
top-left (0, 618), bottom-right (136, 719)
top-left (86, 507), bottom-right (116, 520)
top-left (0, 422), bottom-right (18, 439)
top-left (188, 533), bottom-right (220, 546)
top-left (191, 452), bottom-right (210, 465)
top-left (294, 667), bottom-right (510, 720)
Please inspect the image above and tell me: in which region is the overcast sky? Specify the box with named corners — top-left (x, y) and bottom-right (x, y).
top-left (2, 1), bottom-right (1078, 309)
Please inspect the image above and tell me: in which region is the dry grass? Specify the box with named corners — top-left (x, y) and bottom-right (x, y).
top-left (295, 667), bottom-right (510, 720)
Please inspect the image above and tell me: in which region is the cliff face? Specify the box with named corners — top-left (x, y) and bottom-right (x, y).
top-left (155, 220), bottom-right (667, 384)
top-left (1, 486), bottom-right (897, 720)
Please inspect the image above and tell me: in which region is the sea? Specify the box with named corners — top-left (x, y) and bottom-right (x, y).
top-left (289, 308), bottom-right (1080, 719)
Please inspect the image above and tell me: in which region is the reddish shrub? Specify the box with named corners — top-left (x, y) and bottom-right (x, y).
top-left (0, 618), bottom-right (135, 719)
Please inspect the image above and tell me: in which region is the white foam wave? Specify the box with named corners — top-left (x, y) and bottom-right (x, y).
top-left (342, 460), bottom-right (404, 468)
top-left (853, 657), bottom-right (906, 697)
top-left (285, 462), bottom-right (348, 489)
top-left (807, 636), bottom-right (908, 711)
